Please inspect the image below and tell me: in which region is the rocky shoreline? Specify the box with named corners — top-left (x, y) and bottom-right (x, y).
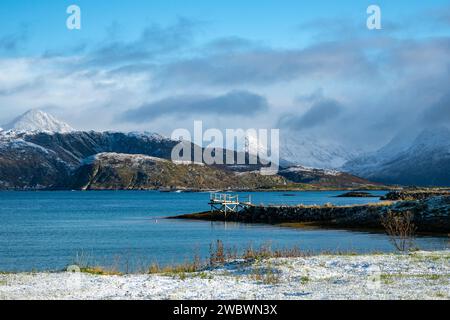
top-left (171, 195), bottom-right (450, 234)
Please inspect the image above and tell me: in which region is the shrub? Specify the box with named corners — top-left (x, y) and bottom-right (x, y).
top-left (381, 210), bottom-right (417, 252)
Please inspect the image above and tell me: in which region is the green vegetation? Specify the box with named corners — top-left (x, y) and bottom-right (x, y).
top-left (435, 292), bottom-right (448, 298)
top-left (299, 275), bottom-right (310, 285)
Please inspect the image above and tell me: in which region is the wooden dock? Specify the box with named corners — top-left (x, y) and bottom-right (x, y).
top-left (209, 193), bottom-right (252, 217)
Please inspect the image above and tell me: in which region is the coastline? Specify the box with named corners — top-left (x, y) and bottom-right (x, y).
top-left (0, 186), bottom-right (392, 192)
top-left (1, 251), bottom-right (448, 300)
top-left (170, 195), bottom-right (450, 235)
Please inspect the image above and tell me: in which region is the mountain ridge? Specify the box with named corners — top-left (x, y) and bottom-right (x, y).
top-left (343, 126), bottom-right (450, 186)
top-left (0, 109), bottom-right (381, 190)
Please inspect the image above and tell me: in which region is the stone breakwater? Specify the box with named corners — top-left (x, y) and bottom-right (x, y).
top-left (381, 190), bottom-right (450, 201)
top-left (172, 196), bottom-right (450, 234)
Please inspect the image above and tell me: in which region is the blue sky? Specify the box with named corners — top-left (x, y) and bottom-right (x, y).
top-left (2, 0), bottom-right (450, 55)
top-left (1, 1), bottom-right (450, 151)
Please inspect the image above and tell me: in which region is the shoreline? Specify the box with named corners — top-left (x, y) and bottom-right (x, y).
top-left (170, 212), bottom-right (450, 237)
top-left (1, 251), bottom-right (448, 300)
top-left (0, 187), bottom-right (393, 192)
top-left (170, 194), bottom-right (450, 235)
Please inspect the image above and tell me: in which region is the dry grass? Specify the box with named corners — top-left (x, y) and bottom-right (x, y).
top-left (250, 264), bottom-right (281, 285)
top-left (147, 256), bottom-right (202, 276)
top-left (80, 267), bottom-right (122, 276)
top-left (146, 241), bottom-right (310, 277)
top-left (69, 241), bottom-right (360, 278)
top-left (243, 244), bottom-right (307, 260)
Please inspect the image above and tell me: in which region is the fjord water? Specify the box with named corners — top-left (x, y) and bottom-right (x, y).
top-left (0, 191), bottom-right (447, 272)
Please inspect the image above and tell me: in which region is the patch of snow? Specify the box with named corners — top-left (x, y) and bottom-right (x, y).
top-left (0, 137), bottom-right (52, 154)
top-left (127, 131), bottom-right (168, 142)
top-left (82, 153), bottom-right (205, 167)
top-left (81, 153), bottom-right (169, 165)
top-left (281, 165), bottom-right (341, 176)
top-left (172, 160), bottom-right (205, 166)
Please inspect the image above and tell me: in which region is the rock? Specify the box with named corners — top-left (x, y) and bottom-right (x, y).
top-left (381, 190), bottom-right (450, 201)
top-left (336, 191), bottom-right (378, 198)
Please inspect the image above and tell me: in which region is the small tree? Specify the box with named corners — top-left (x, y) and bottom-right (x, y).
top-left (381, 210), bottom-right (417, 252)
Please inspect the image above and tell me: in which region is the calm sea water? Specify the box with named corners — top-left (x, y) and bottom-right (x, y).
top-left (0, 191), bottom-right (448, 272)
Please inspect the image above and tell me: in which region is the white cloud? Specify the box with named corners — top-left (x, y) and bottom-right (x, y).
top-left (0, 18), bottom-right (449, 152)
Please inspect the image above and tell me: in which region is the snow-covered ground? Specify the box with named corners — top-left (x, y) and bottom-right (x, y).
top-left (1, 251), bottom-right (448, 300)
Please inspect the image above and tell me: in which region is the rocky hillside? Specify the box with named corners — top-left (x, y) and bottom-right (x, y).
top-left (68, 153), bottom-right (287, 190)
top-left (0, 130), bottom-right (179, 190)
top-left (0, 138), bottom-right (71, 189)
top-left (278, 166), bottom-right (376, 188)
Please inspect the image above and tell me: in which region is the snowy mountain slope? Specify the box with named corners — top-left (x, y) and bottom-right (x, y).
top-left (0, 136), bottom-right (71, 190)
top-left (279, 133), bottom-right (359, 169)
top-left (344, 127), bottom-right (450, 186)
top-left (0, 128), bottom-right (181, 189)
top-left (244, 131), bottom-right (359, 169)
top-left (2, 109), bottom-right (74, 133)
top-left (19, 131), bottom-right (179, 167)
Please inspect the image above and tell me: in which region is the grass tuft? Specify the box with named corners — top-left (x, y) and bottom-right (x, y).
top-left (79, 267), bottom-right (122, 276)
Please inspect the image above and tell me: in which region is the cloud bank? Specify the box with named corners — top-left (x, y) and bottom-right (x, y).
top-left (120, 90), bottom-right (269, 122)
top-left (0, 9), bottom-right (450, 152)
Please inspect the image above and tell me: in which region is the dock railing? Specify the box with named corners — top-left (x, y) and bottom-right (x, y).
top-left (209, 193), bottom-right (252, 216)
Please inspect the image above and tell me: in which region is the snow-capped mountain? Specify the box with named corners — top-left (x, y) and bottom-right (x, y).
top-left (343, 126), bottom-right (450, 186)
top-left (279, 133), bottom-right (359, 169)
top-left (244, 131), bottom-right (358, 169)
top-left (1, 109), bottom-right (74, 133)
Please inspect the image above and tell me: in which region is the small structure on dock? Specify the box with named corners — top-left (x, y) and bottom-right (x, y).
top-left (209, 193), bottom-right (252, 217)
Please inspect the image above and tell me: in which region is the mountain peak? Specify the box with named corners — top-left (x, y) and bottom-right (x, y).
top-left (2, 109), bottom-right (74, 133)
